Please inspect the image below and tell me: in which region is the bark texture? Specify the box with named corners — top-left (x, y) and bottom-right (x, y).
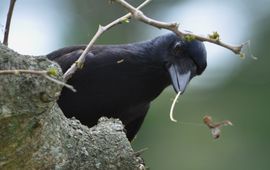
top-left (0, 43), bottom-right (144, 170)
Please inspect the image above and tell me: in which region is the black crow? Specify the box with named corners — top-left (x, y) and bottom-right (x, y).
top-left (47, 33), bottom-right (207, 140)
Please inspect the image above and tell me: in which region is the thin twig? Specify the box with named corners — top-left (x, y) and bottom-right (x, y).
top-left (133, 147), bottom-right (148, 157)
top-left (3, 0), bottom-right (17, 46)
top-left (63, 0), bottom-right (151, 80)
top-left (44, 75), bottom-right (76, 92)
top-left (0, 69), bottom-right (76, 92)
top-left (112, 0), bottom-right (244, 55)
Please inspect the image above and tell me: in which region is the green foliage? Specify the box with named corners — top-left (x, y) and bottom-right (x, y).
top-left (47, 67), bottom-right (58, 76)
top-left (183, 34), bottom-right (196, 42)
top-left (208, 31), bottom-right (220, 41)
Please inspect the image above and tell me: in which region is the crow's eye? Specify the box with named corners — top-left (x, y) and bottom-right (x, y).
top-left (173, 42), bottom-right (183, 54)
top-left (172, 42), bottom-right (184, 55)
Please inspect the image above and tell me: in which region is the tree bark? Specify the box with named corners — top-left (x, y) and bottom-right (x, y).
top-left (0, 43), bottom-right (144, 170)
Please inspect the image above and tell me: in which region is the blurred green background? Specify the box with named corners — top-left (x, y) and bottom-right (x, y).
top-left (1, 0), bottom-right (269, 169)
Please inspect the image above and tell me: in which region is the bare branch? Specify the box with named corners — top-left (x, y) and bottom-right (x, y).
top-left (113, 0), bottom-right (244, 55)
top-left (63, 0), bottom-right (151, 81)
top-left (3, 0), bottom-right (17, 46)
top-left (0, 69), bottom-right (76, 92)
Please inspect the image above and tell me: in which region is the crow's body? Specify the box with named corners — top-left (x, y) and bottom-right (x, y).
top-left (48, 33), bottom-right (207, 140)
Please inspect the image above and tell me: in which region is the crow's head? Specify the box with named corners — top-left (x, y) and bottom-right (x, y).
top-left (153, 33), bottom-right (207, 93)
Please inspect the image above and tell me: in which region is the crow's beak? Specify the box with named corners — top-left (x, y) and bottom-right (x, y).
top-left (167, 63), bottom-right (192, 93)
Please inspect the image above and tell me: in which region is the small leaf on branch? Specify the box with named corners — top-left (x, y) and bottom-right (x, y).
top-left (208, 31), bottom-right (220, 41)
top-left (47, 67), bottom-right (58, 76)
top-left (183, 35), bottom-right (196, 42)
